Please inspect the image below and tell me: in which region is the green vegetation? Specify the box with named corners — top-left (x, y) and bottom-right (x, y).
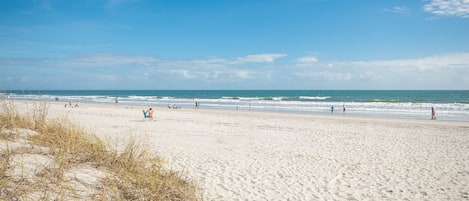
top-left (0, 98), bottom-right (201, 200)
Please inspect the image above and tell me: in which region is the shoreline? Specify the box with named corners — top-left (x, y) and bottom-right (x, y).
top-left (19, 99), bottom-right (469, 125)
top-left (10, 100), bottom-right (469, 200)
top-left (4, 89), bottom-right (469, 122)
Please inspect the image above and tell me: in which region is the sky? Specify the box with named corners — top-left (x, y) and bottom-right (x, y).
top-left (1, 0), bottom-right (469, 90)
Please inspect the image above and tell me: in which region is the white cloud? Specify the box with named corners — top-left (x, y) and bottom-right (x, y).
top-left (164, 69), bottom-right (198, 79)
top-left (423, 0), bottom-right (469, 18)
top-left (234, 54), bottom-right (287, 64)
top-left (290, 53), bottom-right (468, 73)
top-left (294, 56), bottom-right (319, 66)
top-left (346, 52), bottom-right (469, 71)
top-left (1, 53), bottom-right (287, 70)
top-left (233, 71), bottom-right (253, 79)
top-left (57, 54), bottom-right (158, 67)
top-left (288, 52), bottom-right (469, 88)
top-left (159, 68), bottom-right (263, 81)
top-left (291, 71), bottom-right (352, 81)
top-left (88, 74), bottom-right (119, 81)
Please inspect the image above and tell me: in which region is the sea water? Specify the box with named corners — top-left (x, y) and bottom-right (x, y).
top-left (2, 90), bottom-right (468, 121)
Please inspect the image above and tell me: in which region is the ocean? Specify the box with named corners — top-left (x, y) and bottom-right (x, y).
top-left (2, 90), bottom-right (469, 121)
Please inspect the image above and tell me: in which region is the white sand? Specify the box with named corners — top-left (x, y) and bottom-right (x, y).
top-left (25, 101), bottom-right (469, 200)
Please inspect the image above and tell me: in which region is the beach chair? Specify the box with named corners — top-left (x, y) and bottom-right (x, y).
top-left (143, 110), bottom-right (151, 119)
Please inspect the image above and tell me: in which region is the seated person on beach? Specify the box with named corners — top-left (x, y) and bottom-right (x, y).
top-left (146, 108), bottom-right (154, 120)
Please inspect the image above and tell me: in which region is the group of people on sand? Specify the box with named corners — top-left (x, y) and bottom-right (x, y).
top-left (64, 101), bottom-right (80, 108)
top-left (167, 104), bottom-right (180, 109)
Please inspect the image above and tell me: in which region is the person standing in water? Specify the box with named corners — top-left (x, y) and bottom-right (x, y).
top-left (431, 107), bottom-right (436, 120)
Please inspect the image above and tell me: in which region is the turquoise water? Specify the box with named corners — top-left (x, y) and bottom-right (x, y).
top-left (3, 90), bottom-right (469, 121)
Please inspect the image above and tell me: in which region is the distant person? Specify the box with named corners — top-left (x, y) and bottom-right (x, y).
top-left (195, 101), bottom-right (199, 109)
top-left (431, 107), bottom-right (436, 120)
top-left (146, 108), bottom-right (154, 121)
top-left (55, 97), bottom-right (59, 101)
top-left (69, 101), bottom-right (72, 108)
top-left (331, 105), bottom-right (334, 114)
top-left (342, 105), bottom-right (346, 114)
top-left (115, 97), bottom-right (119, 105)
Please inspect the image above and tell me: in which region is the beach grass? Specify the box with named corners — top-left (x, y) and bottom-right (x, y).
top-left (0, 98), bottom-right (201, 200)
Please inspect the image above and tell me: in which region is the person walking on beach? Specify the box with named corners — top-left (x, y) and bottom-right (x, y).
top-left (331, 105), bottom-right (334, 114)
top-left (115, 97), bottom-right (118, 105)
top-left (431, 107), bottom-right (436, 120)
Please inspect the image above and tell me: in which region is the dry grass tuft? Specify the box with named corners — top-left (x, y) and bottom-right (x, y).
top-left (0, 98), bottom-right (49, 130)
top-left (0, 98), bottom-right (202, 200)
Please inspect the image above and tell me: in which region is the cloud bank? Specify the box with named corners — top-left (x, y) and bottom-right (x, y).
top-left (424, 0), bottom-right (469, 18)
top-left (1, 52), bottom-right (468, 89)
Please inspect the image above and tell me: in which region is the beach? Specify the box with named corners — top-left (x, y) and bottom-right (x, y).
top-left (20, 101), bottom-right (469, 200)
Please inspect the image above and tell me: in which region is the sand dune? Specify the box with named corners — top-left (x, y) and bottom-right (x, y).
top-left (34, 101), bottom-right (469, 200)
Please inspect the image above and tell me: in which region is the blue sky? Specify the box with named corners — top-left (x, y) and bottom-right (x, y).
top-left (1, 0), bottom-right (469, 90)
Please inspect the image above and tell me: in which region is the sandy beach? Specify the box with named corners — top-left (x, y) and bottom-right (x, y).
top-left (22, 101), bottom-right (469, 200)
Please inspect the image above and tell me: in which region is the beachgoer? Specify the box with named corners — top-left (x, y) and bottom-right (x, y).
top-left (331, 105), bottom-right (334, 114)
top-left (195, 101), bottom-right (198, 109)
top-left (431, 107), bottom-right (436, 120)
top-left (146, 108), bottom-right (154, 121)
top-left (115, 97), bottom-right (118, 105)
top-left (343, 105), bottom-right (346, 114)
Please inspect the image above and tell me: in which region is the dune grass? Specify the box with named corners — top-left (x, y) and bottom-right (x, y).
top-left (0, 98), bottom-right (202, 200)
